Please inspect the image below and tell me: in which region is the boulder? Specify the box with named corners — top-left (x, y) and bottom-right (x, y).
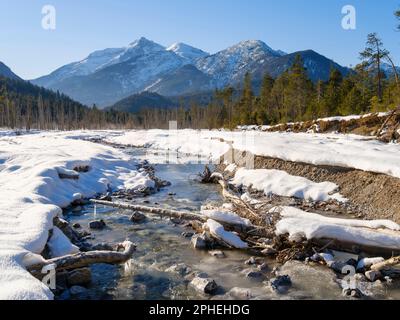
top-left (191, 234), bottom-right (207, 250)
top-left (129, 211), bottom-right (146, 223)
top-left (269, 275), bottom-right (292, 294)
top-left (365, 270), bottom-right (382, 282)
top-left (245, 270), bottom-right (264, 280)
top-left (89, 219), bottom-right (106, 230)
top-left (190, 277), bottom-right (218, 295)
top-left (67, 267), bottom-right (92, 286)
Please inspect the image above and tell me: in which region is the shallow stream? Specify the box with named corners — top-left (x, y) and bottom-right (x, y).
top-left (64, 148), bottom-right (400, 300)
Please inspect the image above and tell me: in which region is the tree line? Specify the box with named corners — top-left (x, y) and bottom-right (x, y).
top-left (0, 77), bottom-right (139, 130)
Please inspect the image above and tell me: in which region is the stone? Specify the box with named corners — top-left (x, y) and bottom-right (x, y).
top-left (245, 270), bottom-right (264, 280)
top-left (181, 232), bottom-right (194, 238)
top-left (184, 271), bottom-right (209, 282)
top-left (245, 256), bottom-right (264, 265)
top-left (190, 277), bottom-right (218, 295)
top-left (129, 211), bottom-right (146, 223)
top-left (365, 270), bottom-right (382, 282)
top-left (261, 246), bottom-right (277, 256)
top-left (228, 287), bottom-right (253, 300)
top-left (350, 288), bottom-right (363, 298)
top-left (209, 250), bottom-right (225, 258)
top-left (67, 268), bottom-right (92, 286)
top-left (269, 275), bottom-right (292, 294)
top-left (345, 258), bottom-right (358, 268)
top-left (327, 261), bottom-right (348, 273)
top-left (165, 263), bottom-right (192, 276)
top-left (89, 219), bottom-right (106, 230)
top-left (191, 234), bottom-right (207, 250)
top-left (258, 263), bottom-right (269, 272)
top-left (69, 285), bottom-right (88, 296)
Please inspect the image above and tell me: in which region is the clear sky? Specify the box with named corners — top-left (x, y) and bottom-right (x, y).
top-left (0, 0), bottom-right (399, 79)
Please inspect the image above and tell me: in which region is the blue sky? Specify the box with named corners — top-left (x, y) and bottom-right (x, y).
top-left (0, 0), bottom-right (399, 79)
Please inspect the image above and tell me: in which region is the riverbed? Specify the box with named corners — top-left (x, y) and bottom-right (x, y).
top-left (63, 147), bottom-right (400, 300)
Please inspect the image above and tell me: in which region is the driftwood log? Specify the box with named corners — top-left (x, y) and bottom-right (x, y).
top-left (91, 199), bottom-right (207, 222)
top-left (371, 256), bottom-right (400, 271)
top-left (28, 241), bottom-right (136, 278)
top-left (90, 199), bottom-right (257, 234)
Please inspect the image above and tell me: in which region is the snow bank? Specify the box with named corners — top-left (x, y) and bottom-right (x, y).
top-left (104, 130), bottom-right (400, 179)
top-left (231, 168), bottom-right (346, 202)
top-left (201, 207), bottom-right (252, 227)
top-left (0, 132), bottom-right (153, 300)
top-left (316, 112), bottom-right (388, 123)
top-left (275, 206), bottom-right (400, 250)
top-left (205, 219), bottom-right (248, 249)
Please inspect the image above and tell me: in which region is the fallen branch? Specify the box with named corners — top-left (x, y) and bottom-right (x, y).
top-left (90, 199), bottom-right (257, 234)
top-left (91, 199), bottom-right (207, 222)
top-left (217, 180), bottom-right (262, 223)
top-left (371, 256), bottom-right (400, 271)
top-left (377, 106), bottom-right (400, 137)
top-left (28, 241), bottom-right (136, 277)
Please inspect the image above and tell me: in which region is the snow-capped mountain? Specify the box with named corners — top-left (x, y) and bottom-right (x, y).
top-left (167, 42), bottom-right (209, 64)
top-left (0, 62), bottom-right (22, 81)
top-left (32, 37), bottom-right (350, 107)
top-left (195, 40), bottom-right (283, 88)
top-left (33, 37), bottom-right (187, 106)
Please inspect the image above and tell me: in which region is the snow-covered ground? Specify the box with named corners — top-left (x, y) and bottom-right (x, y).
top-left (230, 168), bottom-right (346, 202)
top-left (1, 128), bottom-right (400, 300)
top-left (275, 206), bottom-right (400, 250)
top-left (105, 129), bottom-right (400, 179)
top-left (0, 131), bottom-right (154, 300)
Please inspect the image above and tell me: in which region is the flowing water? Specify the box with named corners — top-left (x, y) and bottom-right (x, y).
top-left (64, 148), bottom-right (400, 300)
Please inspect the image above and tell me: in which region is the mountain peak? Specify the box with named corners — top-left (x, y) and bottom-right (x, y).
top-left (167, 42), bottom-right (209, 63)
top-left (230, 40), bottom-right (279, 56)
top-left (128, 37), bottom-right (165, 50)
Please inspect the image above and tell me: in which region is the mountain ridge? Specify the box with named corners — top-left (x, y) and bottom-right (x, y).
top-left (0, 62), bottom-right (22, 81)
top-left (31, 37), bottom-right (353, 107)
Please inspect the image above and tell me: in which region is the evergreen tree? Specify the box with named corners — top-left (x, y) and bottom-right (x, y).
top-left (283, 54), bottom-right (314, 121)
top-left (322, 69), bottom-right (343, 116)
top-left (360, 33), bottom-right (389, 102)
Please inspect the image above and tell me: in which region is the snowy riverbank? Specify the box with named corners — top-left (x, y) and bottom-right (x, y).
top-left (0, 131), bottom-right (154, 299)
top-left (105, 129), bottom-right (400, 179)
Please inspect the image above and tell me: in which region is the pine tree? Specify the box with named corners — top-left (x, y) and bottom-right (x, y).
top-left (322, 69), bottom-right (343, 116)
top-left (284, 54), bottom-right (314, 121)
top-left (360, 33), bottom-right (389, 102)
